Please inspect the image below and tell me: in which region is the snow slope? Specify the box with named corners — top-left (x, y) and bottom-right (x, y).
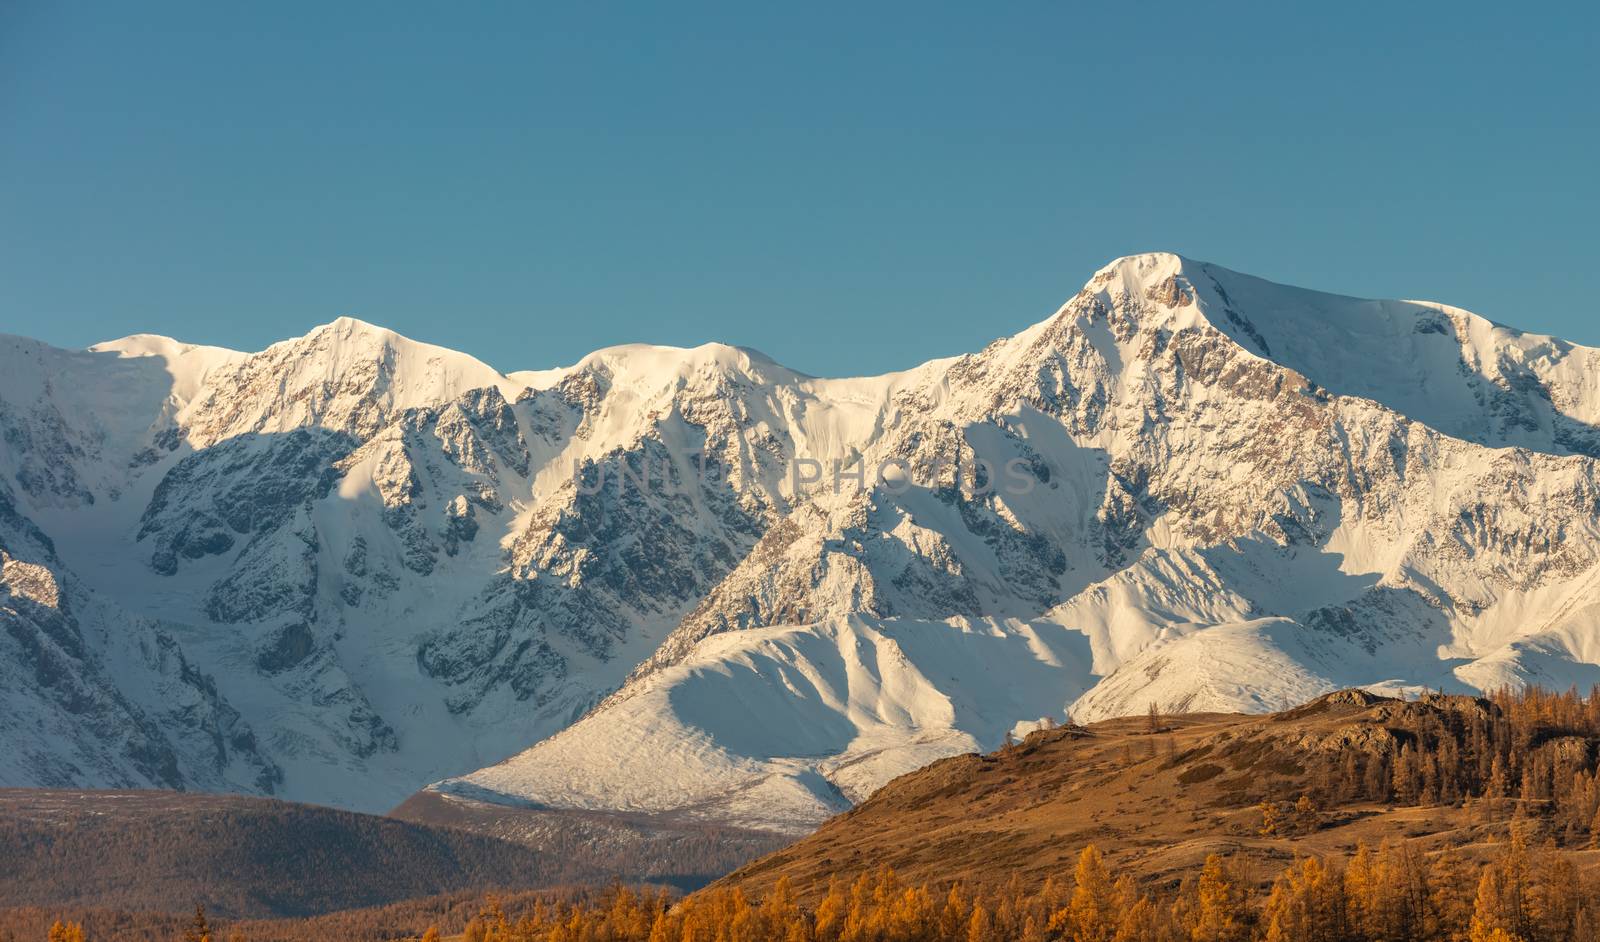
top-left (439, 615), bottom-right (1093, 833)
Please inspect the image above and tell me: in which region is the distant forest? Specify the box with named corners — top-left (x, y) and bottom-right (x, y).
top-left (0, 791), bottom-right (772, 919)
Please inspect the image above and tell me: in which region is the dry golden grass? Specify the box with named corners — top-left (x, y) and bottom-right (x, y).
top-left (712, 692), bottom-right (1600, 901)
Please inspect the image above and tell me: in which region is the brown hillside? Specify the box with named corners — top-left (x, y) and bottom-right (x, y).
top-left (711, 689), bottom-right (1600, 901)
top-left (0, 789), bottom-right (630, 919)
top-left (389, 790), bottom-right (790, 887)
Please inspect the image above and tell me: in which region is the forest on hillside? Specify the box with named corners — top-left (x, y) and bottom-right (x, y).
top-left (0, 790), bottom-right (773, 919)
top-left (14, 687), bottom-right (1600, 941)
top-left (447, 831), bottom-right (1600, 942)
top-left (15, 831), bottom-right (1595, 942)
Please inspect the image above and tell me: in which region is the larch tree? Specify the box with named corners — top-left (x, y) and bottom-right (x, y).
top-left (1061, 844), bottom-right (1116, 942)
top-left (182, 905), bottom-right (211, 942)
top-left (965, 901), bottom-right (993, 942)
top-left (1189, 854), bottom-right (1249, 942)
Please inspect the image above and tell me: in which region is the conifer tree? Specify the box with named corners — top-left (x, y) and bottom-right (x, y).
top-left (815, 876), bottom-right (848, 942)
top-left (1364, 751), bottom-right (1391, 801)
top-left (1469, 868), bottom-right (1515, 942)
top-left (1489, 755), bottom-right (1510, 800)
top-left (1111, 895), bottom-right (1165, 942)
top-left (965, 901), bottom-right (993, 942)
top-left (1343, 842), bottom-right (1376, 938)
top-left (183, 905), bottom-right (211, 942)
top-left (937, 883), bottom-right (970, 942)
top-left (1257, 801), bottom-right (1284, 837)
top-left (1063, 845), bottom-right (1116, 942)
top-left (1189, 854), bottom-right (1248, 942)
top-left (1293, 794), bottom-right (1319, 834)
top-left (1262, 856), bottom-right (1345, 942)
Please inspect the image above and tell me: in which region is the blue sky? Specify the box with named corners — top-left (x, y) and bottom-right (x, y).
top-left (3, 1), bottom-right (1596, 377)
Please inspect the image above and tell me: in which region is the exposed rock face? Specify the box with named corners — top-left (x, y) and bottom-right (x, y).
top-left (5, 254), bottom-right (1600, 827)
top-left (1, 519), bottom-right (278, 794)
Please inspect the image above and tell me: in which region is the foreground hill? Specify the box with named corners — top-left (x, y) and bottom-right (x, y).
top-left (0, 789), bottom-right (766, 919)
top-left (711, 688), bottom-right (1600, 899)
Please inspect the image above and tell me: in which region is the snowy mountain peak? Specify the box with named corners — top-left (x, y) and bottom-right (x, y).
top-left (318, 313), bottom-right (391, 335)
top-left (1087, 249), bottom-right (1191, 285)
top-left (90, 333), bottom-right (244, 361)
top-left (1077, 251), bottom-right (1204, 314)
top-left (1178, 261), bottom-right (1600, 456)
top-left (283, 314), bottom-right (515, 384)
top-left (568, 340), bottom-right (803, 390)
top-left (164, 316), bottom-right (528, 448)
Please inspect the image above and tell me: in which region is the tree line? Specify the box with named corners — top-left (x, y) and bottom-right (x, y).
top-left (440, 828), bottom-right (1597, 942)
top-left (18, 828), bottom-right (1598, 942)
top-left (1279, 687), bottom-right (1600, 841)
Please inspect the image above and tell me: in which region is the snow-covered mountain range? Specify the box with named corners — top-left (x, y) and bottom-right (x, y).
top-left (5, 253), bottom-right (1600, 835)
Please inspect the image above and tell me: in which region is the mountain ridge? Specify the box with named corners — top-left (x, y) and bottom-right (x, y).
top-left (5, 253), bottom-right (1600, 844)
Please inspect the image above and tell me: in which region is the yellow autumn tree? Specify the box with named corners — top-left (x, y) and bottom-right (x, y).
top-left (1262, 857), bottom-right (1346, 942)
top-left (1189, 854), bottom-right (1249, 942)
top-left (1059, 844), bottom-right (1116, 942)
top-left (1469, 830), bottom-right (1536, 942)
top-left (814, 876), bottom-right (848, 942)
top-left (1529, 841), bottom-right (1582, 940)
top-left (1112, 895), bottom-right (1167, 942)
top-left (1343, 841), bottom-right (1376, 937)
top-left (965, 901), bottom-right (994, 942)
top-left (757, 875), bottom-right (806, 941)
top-left (938, 883), bottom-right (971, 942)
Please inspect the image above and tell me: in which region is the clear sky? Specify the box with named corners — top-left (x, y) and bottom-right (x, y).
top-left (3, 2), bottom-right (1596, 377)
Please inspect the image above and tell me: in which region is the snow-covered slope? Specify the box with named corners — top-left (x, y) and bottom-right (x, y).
top-left (440, 615), bottom-right (1093, 834)
top-left (6, 255), bottom-right (1600, 833)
